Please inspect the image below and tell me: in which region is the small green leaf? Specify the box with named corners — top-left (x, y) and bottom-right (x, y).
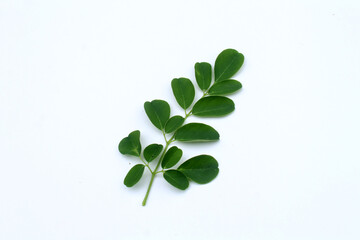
top-left (171, 78), bottom-right (195, 110)
top-left (174, 123), bottom-right (219, 142)
top-left (118, 130), bottom-right (141, 157)
top-left (161, 146), bottom-right (183, 169)
top-left (143, 144), bottom-right (163, 162)
top-left (163, 170), bottom-right (189, 190)
top-left (144, 100), bottom-right (170, 130)
top-left (124, 164), bottom-right (145, 187)
top-left (195, 62), bottom-right (212, 91)
top-left (215, 49), bottom-right (244, 82)
top-left (178, 155), bottom-right (219, 184)
top-left (192, 96), bottom-right (235, 117)
top-left (165, 115), bottom-right (185, 133)
top-left (208, 80), bottom-right (242, 95)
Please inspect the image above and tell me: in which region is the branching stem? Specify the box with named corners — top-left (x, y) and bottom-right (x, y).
top-left (141, 90), bottom-right (212, 206)
top-left (142, 140), bottom-right (170, 206)
top-left (139, 156), bottom-right (153, 173)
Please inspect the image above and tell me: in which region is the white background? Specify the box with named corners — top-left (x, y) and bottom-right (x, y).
top-left (1, 0), bottom-right (360, 239)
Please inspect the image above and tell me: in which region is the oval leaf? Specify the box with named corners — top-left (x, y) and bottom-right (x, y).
top-left (144, 100), bottom-right (170, 130)
top-left (192, 96), bottom-right (235, 117)
top-left (124, 164), bottom-right (145, 187)
top-left (178, 155), bottom-right (219, 184)
top-left (143, 144), bottom-right (163, 162)
top-left (174, 123), bottom-right (219, 142)
top-left (163, 170), bottom-right (189, 190)
top-left (208, 80), bottom-right (242, 96)
top-left (161, 146), bottom-right (183, 169)
top-left (171, 78), bottom-right (195, 110)
top-left (165, 115), bottom-right (185, 133)
top-left (118, 130), bottom-right (141, 157)
top-left (215, 49), bottom-right (244, 82)
top-left (195, 62), bottom-right (212, 91)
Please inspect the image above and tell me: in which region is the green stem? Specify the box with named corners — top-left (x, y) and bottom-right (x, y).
top-left (142, 90), bottom-right (212, 206)
top-left (142, 83), bottom-right (214, 206)
top-left (141, 170), bottom-right (156, 206)
top-left (142, 94), bottom-right (211, 206)
top-left (141, 90), bottom-right (212, 206)
top-left (162, 131), bottom-right (167, 142)
top-left (142, 140), bottom-right (171, 206)
top-left (139, 156), bottom-right (153, 173)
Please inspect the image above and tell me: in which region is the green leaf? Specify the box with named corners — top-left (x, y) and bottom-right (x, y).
top-left (208, 80), bottom-right (242, 96)
top-left (195, 62), bottom-right (212, 91)
top-left (161, 146), bottom-right (183, 169)
top-left (165, 115), bottom-right (185, 133)
top-left (118, 130), bottom-right (141, 157)
top-left (163, 170), bottom-right (189, 190)
top-left (215, 49), bottom-right (244, 82)
top-left (178, 155), bottom-right (219, 184)
top-left (124, 164), bottom-right (145, 187)
top-left (171, 78), bottom-right (195, 110)
top-left (144, 100), bottom-right (170, 130)
top-left (174, 123), bottom-right (219, 142)
top-left (143, 144), bottom-right (163, 162)
top-left (192, 96), bottom-right (235, 117)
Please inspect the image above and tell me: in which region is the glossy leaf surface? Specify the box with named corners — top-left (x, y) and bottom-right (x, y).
top-left (192, 96), bottom-right (235, 117)
top-left (215, 49), bottom-right (244, 82)
top-left (208, 80), bottom-right (242, 95)
top-left (144, 100), bottom-right (170, 130)
top-left (171, 78), bottom-right (195, 110)
top-left (195, 62), bottom-right (212, 91)
top-left (178, 155), bottom-right (219, 184)
top-left (174, 123), bottom-right (219, 142)
top-left (118, 130), bottom-right (141, 157)
top-left (124, 164), bottom-right (145, 187)
top-left (143, 144), bottom-right (163, 162)
top-left (163, 170), bottom-right (189, 190)
top-left (165, 115), bottom-right (185, 133)
top-left (161, 146), bottom-right (183, 169)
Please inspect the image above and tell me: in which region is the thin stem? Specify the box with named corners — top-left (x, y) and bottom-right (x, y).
top-left (142, 171), bottom-right (156, 206)
top-left (142, 141), bottom-right (170, 206)
top-left (162, 130), bottom-right (167, 142)
top-left (139, 156), bottom-right (153, 174)
top-left (185, 111), bottom-right (192, 119)
top-left (183, 92), bottom-right (208, 119)
top-left (154, 143), bottom-right (169, 172)
top-left (142, 87), bottom-right (211, 206)
top-left (167, 134), bottom-right (175, 144)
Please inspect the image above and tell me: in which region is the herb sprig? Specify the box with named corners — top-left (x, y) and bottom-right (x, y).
top-left (119, 49), bottom-right (245, 206)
